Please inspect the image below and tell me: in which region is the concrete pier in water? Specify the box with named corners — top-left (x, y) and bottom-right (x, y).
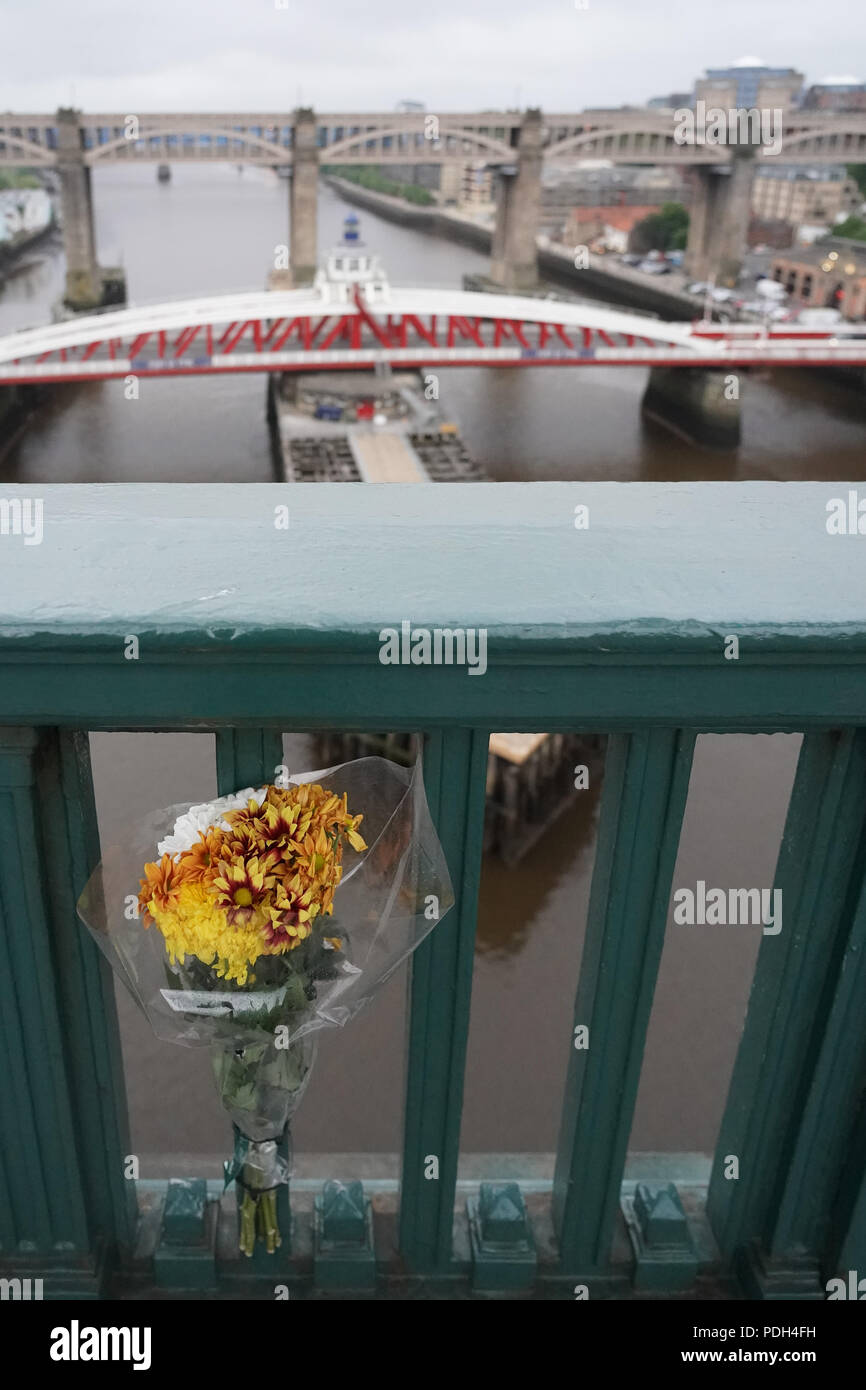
top-left (290, 108), bottom-right (319, 287)
top-left (489, 108), bottom-right (544, 293)
top-left (642, 366), bottom-right (742, 450)
top-left (56, 109), bottom-right (126, 311)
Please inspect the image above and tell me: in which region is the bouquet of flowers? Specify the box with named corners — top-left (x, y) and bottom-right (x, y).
top-left (78, 756), bottom-right (453, 1255)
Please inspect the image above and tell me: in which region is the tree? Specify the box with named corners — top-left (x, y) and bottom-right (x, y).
top-left (831, 214), bottom-right (866, 242)
top-left (322, 164), bottom-right (435, 206)
top-left (845, 164), bottom-right (866, 199)
top-left (0, 168), bottom-right (41, 190)
top-left (631, 202), bottom-right (689, 254)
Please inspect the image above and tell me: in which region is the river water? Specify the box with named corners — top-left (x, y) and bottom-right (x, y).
top-left (0, 164), bottom-right (849, 1170)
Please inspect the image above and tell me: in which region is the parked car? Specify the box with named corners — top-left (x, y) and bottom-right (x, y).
top-left (639, 259), bottom-right (672, 275)
top-left (756, 278), bottom-right (787, 301)
top-left (687, 281), bottom-right (710, 296)
top-left (621, 253), bottom-right (643, 266)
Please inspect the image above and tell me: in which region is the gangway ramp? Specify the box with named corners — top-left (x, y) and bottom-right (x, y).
top-left (349, 432), bottom-right (428, 483)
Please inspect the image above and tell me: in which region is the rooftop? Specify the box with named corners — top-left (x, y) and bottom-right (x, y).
top-left (569, 205), bottom-right (662, 232)
top-left (773, 237), bottom-right (866, 268)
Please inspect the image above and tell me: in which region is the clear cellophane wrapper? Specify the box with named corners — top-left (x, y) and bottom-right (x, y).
top-left (77, 754), bottom-right (454, 1165)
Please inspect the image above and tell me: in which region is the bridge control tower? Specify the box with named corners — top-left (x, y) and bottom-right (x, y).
top-left (313, 213), bottom-right (391, 306)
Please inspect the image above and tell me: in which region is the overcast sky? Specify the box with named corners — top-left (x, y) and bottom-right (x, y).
top-left (4, 0), bottom-right (865, 113)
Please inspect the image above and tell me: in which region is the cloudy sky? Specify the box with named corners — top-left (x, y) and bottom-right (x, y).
top-left (4, 0), bottom-right (865, 112)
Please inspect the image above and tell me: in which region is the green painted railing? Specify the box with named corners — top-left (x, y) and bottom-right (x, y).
top-left (1, 481), bottom-right (865, 1298)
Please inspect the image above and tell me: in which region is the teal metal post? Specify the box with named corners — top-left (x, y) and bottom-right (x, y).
top-left (770, 862), bottom-right (866, 1267)
top-left (552, 729), bottom-right (695, 1273)
top-left (215, 729), bottom-right (292, 1269)
top-left (834, 1106), bottom-right (866, 1281)
top-left (708, 730), bottom-right (866, 1291)
top-left (399, 727), bottom-right (489, 1273)
top-left (0, 728), bottom-right (134, 1293)
top-left (215, 729), bottom-right (284, 794)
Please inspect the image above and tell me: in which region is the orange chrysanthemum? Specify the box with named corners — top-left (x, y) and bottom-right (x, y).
top-left (138, 853), bottom-right (190, 920)
top-left (181, 827), bottom-right (228, 883)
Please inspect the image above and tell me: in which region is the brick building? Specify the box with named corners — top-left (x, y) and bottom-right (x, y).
top-left (770, 237), bottom-right (866, 318)
top-left (752, 168), bottom-right (860, 226)
top-left (802, 78), bottom-right (866, 111)
top-left (563, 205), bottom-right (666, 253)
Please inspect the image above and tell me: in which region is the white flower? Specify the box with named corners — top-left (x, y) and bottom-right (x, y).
top-left (157, 786), bottom-right (268, 858)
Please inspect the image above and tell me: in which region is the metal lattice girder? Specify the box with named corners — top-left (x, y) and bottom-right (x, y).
top-left (3, 288), bottom-right (866, 384)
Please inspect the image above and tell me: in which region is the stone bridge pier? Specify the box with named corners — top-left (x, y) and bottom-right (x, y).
top-left (57, 109), bottom-right (100, 309)
top-left (290, 108), bottom-right (319, 287)
top-left (489, 108), bottom-right (544, 293)
top-left (686, 148), bottom-right (755, 288)
top-left (56, 109), bottom-right (126, 312)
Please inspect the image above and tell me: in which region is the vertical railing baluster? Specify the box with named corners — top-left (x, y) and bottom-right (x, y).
top-left (214, 728), bottom-right (288, 1265)
top-left (0, 1149), bottom-right (15, 1252)
top-left (215, 729), bottom-right (284, 795)
top-left (708, 728), bottom-right (866, 1288)
top-left (767, 853), bottom-right (866, 1278)
top-left (0, 769), bottom-right (60, 1252)
top-left (835, 1108), bottom-right (866, 1279)
top-left (399, 727), bottom-right (489, 1273)
top-left (0, 727), bottom-right (133, 1284)
top-left (41, 729), bottom-right (137, 1253)
top-left (552, 728), bottom-right (695, 1272)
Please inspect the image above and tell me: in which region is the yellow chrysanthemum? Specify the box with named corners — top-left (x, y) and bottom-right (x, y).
top-left (143, 881), bottom-right (266, 985)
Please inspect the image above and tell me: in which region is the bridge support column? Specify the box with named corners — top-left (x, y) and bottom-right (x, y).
top-left (686, 149), bottom-right (754, 289)
top-left (57, 109), bottom-right (100, 310)
top-left (290, 108), bottom-right (318, 287)
top-left (56, 109), bottom-right (126, 312)
top-left (0, 383), bottom-right (46, 456)
top-left (642, 366), bottom-right (741, 450)
top-left (489, 108), bottom-right (543, 293)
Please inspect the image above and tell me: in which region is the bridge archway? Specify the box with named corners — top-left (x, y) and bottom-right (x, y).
top-left (86, 125), bottom-right (292, 165)
top-left (545, 127), bottom-right (730, 164)
top-left (323, 125), bottom-right (514, 164)
top-left (0, 132), bottom-right (55, 167)
top-left (769, 126), bottom-right (866, 162)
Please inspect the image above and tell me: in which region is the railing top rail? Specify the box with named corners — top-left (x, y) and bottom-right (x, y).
top-left (0, 481), bottom-right (863, 641)
top-left (1, 482), bottom-right (865, 730)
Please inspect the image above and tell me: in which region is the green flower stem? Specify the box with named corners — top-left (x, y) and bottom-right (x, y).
top-left (240, 1189), bottom-right (258, 1258)
top-left (238, 1185), bottom-right (282, 1256)
top-left (258, 1189), bottom-right (281, 1254)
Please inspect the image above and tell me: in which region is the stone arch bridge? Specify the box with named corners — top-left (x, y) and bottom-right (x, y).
top-left (3, 106), bottom-right (865, 308)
